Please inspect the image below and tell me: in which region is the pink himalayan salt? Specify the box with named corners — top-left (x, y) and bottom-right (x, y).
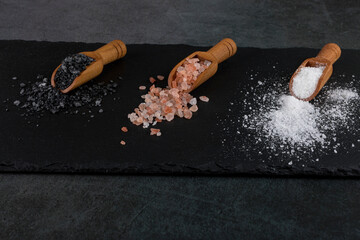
top-left (150, 128), bottom-right (161, 136)
top-left (139, 86), bottom-right (146, 90)
top-left (120, 140), bottom-right (126, 145)
top-left (128, 58), bottom-right (211, 130)
top-left (157, 75), bottom-right (165, 80)
top-left (189, 104), bottom-right (198, 112)
top-left (172, 58), bottom-right (211, 91)
top-left (128, 85), bottom-right (194, 128)
top-left (199, 96), bottom-right (209, 102)
top-left (149, 77), bottom-right (156, 84)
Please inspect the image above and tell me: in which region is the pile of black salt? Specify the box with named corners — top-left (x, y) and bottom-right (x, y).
top-left (54, 53), bottom-right (94, 90)
top-left (11, 74), bottom-right (119, 116)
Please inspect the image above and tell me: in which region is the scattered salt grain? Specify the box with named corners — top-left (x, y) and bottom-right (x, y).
top-left (199, 96), bottom-right (209, 102)
top-left (189, 98), bottom-right (197, 105)
top-left (157, 75), bottom-right (164, 80)
top-left (139, 86), bottom-right (146, 90)
top-left (150, 128), bottom-right (161, 136)
top-left (149, 77), bottom-right (156, 84)
top-left (189, 104), bottom-right (198, 112)
top-left (13, 100), bottom-right (20, 106)
top-left (120, 140), bottom-right (126, 145)
top-left (292, 66), bottom-right (325, 99)
top-left (121, 127), bottom-right (128, 132)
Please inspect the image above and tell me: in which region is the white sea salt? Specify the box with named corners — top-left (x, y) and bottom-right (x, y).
top-left (241, 81), bottom-right (359, 160)
top-left (327, 89), bottom-right (359, 102)
top-left (264, 95), bottom-right (325, 146)
top-left (292, 66), bottom-right (325, 99)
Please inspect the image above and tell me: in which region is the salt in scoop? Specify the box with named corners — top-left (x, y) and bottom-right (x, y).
top-left (51, 40), bottom-right (127, 93)
top-left (289, 43), bottom-right (341, 101)
top-left (168, 38), bottom-right (237, 92)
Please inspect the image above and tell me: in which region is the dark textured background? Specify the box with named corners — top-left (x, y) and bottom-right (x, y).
top-left (0, 0), bottom-right (359, 239)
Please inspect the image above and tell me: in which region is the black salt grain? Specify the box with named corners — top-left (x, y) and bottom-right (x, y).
top-left (54, 54), bottom-right (94, 90)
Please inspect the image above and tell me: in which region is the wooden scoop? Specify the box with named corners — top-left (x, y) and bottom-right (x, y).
top-left (51, 40), bottom-right (127, 93)
top-left (289, 43), bottom-right (341, 101)
top-left (168, 38), bottom-right (237, 92)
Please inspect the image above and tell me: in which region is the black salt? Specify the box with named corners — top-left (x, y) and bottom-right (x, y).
top-left (14, 74), bottom-right (118, 116)
top-left (54, 53), bottom-right (94, 90)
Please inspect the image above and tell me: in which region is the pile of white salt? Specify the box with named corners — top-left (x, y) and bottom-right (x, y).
top-left (246, 86), bottom-right (359, 149)
top-left (264, 95), bottom-right (325, 147)
top-left (292, 66), bottom-right (325, 99)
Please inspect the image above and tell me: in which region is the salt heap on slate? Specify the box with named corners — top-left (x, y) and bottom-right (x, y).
top-left (251, 87), bottom-right (359, 148)
top-left (12, 74), bottom-right (118, 115)
top-left (263, 95), bottom-right (325, 147)
top-left (239, 71), bottom-right (359, 159)
top-left (292, 66), bottom-right (325, 99)
top-left (128, 58), bottom-right (211, 134)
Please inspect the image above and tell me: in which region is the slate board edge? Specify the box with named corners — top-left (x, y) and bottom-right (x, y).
top-left (0, 162), bottom-right (359, 177)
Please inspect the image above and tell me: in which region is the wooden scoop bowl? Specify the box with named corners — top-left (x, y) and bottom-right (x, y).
top-left (289, 43), bottom-right (341, 101)
top-left (168, 38), bottom-right (237, 92)
top-left (51, 40), bottom-right (127, 93)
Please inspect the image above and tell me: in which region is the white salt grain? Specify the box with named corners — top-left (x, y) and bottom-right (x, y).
top-left (292, 66), bottom-right (325, 99)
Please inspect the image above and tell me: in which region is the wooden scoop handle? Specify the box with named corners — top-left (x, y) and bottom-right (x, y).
top-left (316, 43), bottom-right (341, 64)
top-left (207, 38), bottom-right (237, 64)
top-left (94, 40), bottom-right (127, 65)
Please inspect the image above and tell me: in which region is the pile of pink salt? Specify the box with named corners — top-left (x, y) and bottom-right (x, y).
top-left (171, 58), bottom-right (211, 90)
top-left (128, 58), bottom-right (211, 134)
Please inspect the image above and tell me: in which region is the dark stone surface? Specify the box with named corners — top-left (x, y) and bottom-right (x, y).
top-left (0, 40), bottom-right (359, 177)
top-left (0, 1), bottom-right (359, 239)
top-left (0, 0), bottom-right (359, 49)
top-left (0, 174), bottom-right (359, 239)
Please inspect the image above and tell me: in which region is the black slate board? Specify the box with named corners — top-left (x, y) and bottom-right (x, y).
top-left (0, 40), bottom-right (359, 176)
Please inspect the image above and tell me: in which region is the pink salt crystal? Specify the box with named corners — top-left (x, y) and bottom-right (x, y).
top-left (189, 104), bottom-right (198, 112)
top-left (150, 128), bottom-right (161, 135)
top-left (184, 109), bottom-right (192, 119)
top-left (189, 98), bottom-right (197, 105)
top-left (165, 113), bottom-right (174, 121)
top-left (120, 140), bottom-right (126, 145)
top-left (139, 86), bottom-right (146, 90)
top-left (177, 109), bottom-right (184, 118)
top-left (157, 75), bottom-right (164, 80)
top-left (156, 132), bottom-right (162, 136)
top-left (121, 127), bottom-right (128, 132)
top-left (181, 81), bottom-right (188, 90)
top-left (149, 77), bottom-right (156, 84)
top-left (199, 96), bottom-right (209, 102)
